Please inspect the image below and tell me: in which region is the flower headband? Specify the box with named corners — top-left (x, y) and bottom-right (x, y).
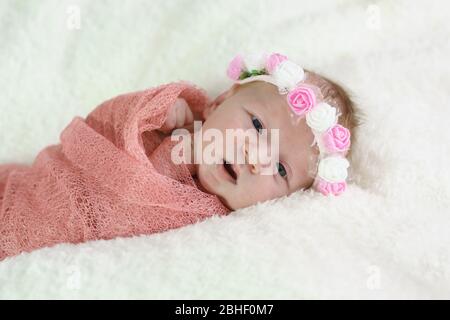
top-left (226, 52), bottom-right (351, 196)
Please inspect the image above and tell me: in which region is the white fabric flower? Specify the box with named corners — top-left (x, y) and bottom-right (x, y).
top-left (317, 156), bottom-right (349, 183)
top-left (271, 60), bottom-right (305, 92)
top-left (243, 52), bottom-right (268, 72)
top-left (306, 102), bottom-right (336, 132)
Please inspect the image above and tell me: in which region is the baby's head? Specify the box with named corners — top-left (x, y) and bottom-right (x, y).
top-left (195, 53), bottom-right (361, 210)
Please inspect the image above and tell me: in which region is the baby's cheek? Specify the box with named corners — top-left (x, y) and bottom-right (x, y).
top-left (225, 113), bottom-right (247, 131)
top-left (246, 177), bottom-right (286, 202)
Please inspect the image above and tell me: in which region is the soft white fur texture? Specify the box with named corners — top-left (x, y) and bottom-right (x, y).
top-left (0, 0), bottom-right (449, 299)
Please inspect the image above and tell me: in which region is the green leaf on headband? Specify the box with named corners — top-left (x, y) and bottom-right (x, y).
top-left (239, 68), bottom-right (267, 80)
top-left (239, 71), bottom-right (251, 80)
top-left (250, 68), bottom-right (267, 76)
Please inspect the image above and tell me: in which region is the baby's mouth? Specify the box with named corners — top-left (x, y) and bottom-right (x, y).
top-left (223, 159), bottom-right (238, 183)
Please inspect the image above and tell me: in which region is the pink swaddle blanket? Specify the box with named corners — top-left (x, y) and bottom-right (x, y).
top-left (0, 81), bottom-right (231, 261)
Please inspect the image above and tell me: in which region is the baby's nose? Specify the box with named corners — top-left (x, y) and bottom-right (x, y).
top-left (242, 141), bottom-right (261, 174)
top-left (242, 137), bottom-right (279, 176)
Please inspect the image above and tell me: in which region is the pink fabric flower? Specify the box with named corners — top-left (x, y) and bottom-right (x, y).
top-left (287, 85), bottom-right (317, 116)
top-left (265, 53), bottom-right (288, 74)
top-left (323, 124), bottom-right (351, 153)
top-left (315, 178), bottom-right (347, 196)
top-left (227, 54), bottom-right (245, 80)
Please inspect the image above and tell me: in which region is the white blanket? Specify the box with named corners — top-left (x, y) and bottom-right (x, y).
top-left (0, 0), bottom-right (449, 299)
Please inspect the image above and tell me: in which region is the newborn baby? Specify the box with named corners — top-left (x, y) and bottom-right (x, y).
top-left (0, 52), bottom-right (360, 260)
top-left (165, 54), bottom-right (359, 209)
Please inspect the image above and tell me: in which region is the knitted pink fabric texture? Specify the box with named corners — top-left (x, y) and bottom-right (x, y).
top-left (0, 81), bottom-right (231, 261)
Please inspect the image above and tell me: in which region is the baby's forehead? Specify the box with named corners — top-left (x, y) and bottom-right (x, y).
top-left (238, 81), bottom-right (293, 121)
top-left (239, 81), bottom-right (315, 149)
top-left (238, 80), bottom-right (280, 98)
top-left (236, 81), bottom-right (289, 113)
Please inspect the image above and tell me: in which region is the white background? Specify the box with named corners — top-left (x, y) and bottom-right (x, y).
top-left (0, 0), bottom-right (449, 299)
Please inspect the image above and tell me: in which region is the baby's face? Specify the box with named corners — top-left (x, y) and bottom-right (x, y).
top-left (196, 81), bottom-right (319, 210)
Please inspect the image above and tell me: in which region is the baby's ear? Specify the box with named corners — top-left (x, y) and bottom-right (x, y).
top-left (203, 84), bottom-right (240, 119)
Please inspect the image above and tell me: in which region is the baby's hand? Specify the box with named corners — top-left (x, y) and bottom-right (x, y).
top-left (160, 98), bottom-right (194, 133)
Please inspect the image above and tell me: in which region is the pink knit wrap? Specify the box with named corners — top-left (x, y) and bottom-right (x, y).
top-left (0, 81), bottom-right (231, 261)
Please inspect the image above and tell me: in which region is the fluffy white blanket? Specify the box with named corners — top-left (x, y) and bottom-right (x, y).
top-left (0, 0), bottom-right (449, 299)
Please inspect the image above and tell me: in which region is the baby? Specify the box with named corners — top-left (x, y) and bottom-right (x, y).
top-left (163, 53), bottom-right (359, 209)
top-left (0, 52), bottom-right (360, 260)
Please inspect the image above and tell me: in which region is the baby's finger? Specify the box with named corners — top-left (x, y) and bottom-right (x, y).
top-left (160, 105), bottom-right (177, 132)
top-left (175, 102), bottom-right (186, 128)
top-left (184, 104), bottom-right (194, 124)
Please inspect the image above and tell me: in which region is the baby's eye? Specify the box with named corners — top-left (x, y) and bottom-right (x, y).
top-left (251, 115), bottom-right (263, 133)
top-left (276, 162), bottom-right (288, 178)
